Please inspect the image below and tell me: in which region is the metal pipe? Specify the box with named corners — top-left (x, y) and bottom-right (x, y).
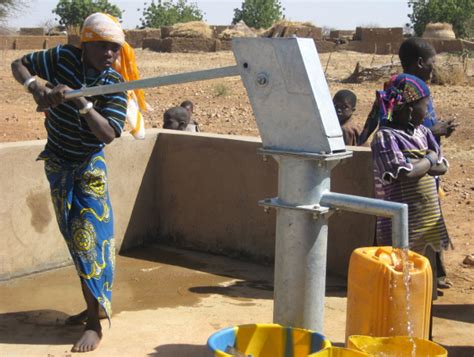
top-left (272, 156), bottom-right (340, 332)
top-left (320, 191), bottom-right (409, 249)
top-left (64, 65), bottom-right (240, 99)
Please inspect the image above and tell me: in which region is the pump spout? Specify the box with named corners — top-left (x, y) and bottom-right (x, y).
top-left (320, 191), bottom-right (409, 249)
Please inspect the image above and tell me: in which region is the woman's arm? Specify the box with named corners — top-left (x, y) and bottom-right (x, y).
top-left (48, 85), bottom-right (116, 144)
top-left (11, 57), bottom-right (52, 110)
top-left (12, 58), bottom-right (116, 144)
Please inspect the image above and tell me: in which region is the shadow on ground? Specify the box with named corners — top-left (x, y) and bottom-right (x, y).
top-left (0, 309), bottom-right (81, 345)
top-left (122, 245), bottom-right (274, 300)
top-left (149, 343), bottom-right (209, 356)
top-left (443, 345), bottom-right (474, 357)
top-left (433, 304), bottom-right (474, 324)
top-left (121, 245), bottom-right (348, 300)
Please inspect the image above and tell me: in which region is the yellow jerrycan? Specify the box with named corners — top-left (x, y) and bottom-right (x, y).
top-left (345, 247), bottom-right (432, 340)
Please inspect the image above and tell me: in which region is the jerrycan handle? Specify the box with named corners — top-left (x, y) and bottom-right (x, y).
top-left (374, 247), bottom-right (404, 271)
top-left (374, 247), bottom-right (390, 258)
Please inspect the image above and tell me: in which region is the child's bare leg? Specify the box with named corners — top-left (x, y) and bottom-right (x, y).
top-left (71, 281), bottom-right (102, 352)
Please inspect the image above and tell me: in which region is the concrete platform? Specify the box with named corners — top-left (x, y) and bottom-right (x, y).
top-left (0, 246), bottom-right (473, 356)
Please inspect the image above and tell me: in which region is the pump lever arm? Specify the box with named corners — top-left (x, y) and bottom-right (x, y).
top-left (64, 65), bottom-right (241, 100)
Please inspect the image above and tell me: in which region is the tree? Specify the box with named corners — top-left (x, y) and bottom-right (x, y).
top-left (408, 0), bottom-right (474, 39)
top-left (0, 0), bottom-right (26, 21)
top-left (53, 0), bottom-right (122, 29)
top-left (232, 0), bottom-right (284, 29)
top-left (140, 0), bottom-right (204, 28)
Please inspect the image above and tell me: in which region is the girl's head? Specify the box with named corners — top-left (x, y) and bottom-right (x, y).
top-left (399, 37), bottom-right (437, 81)
top-left (80, 13), bottom-right (125, 72)
top-left (377, 73), bottom-right (431, 130)
top-left (80, 12), bottom-right (147, 114)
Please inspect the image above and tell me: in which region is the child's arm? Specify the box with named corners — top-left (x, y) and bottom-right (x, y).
top-left (430, 119), bottom-right (459, 139)
top-left (398, 150), bottom-right (439, 182)
top-left (428, 160), bottom-right (448, 176)
top-left (358, 100), bottom-right (379, 145)
top-left (425, 126), bottom-right (449, 176)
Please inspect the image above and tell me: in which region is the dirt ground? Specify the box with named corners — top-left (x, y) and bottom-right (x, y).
top-left (0, 246), bottom-right (473, 356)
top-left (0, 48), bottom-right (473, 354)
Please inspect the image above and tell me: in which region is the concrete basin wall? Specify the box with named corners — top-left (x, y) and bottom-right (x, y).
top-left (0, 132), bottom-right (159, 281)
top-left (0, 130), bottom-right (374, 280)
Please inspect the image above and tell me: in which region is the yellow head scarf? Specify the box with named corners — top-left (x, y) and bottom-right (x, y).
top-left (81, 13), bottom-right (147, 139)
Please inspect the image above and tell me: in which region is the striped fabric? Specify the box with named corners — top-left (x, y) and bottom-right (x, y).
top-left (23, 45), bottom-right (127, 163)
top-left (371, 125), bottom-right (449, 253)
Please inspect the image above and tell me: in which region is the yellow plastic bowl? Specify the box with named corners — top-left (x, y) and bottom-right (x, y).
top-left (347, 335), bottom-right (447, 357)
top-left (207, 323), bottom-right (331, 357)
top-left (309, 346), bottom-right (370, 356)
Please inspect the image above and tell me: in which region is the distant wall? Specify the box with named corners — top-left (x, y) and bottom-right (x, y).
top-left (329, 30), bottom-right (354, 39)
top-left (0, 131), bottom-right (375, 281)
top-left (347, 27), bottom-right (404, 54)
top-left (0, 35), bottom-right (67, 50)
top-left (144, 37), bottom-right (220, 53)
top-left (354, 27), bottom-right (404, 42)
top-left (19, 27), bottom-right (45, 36)
top-left (426, 39), bottom-right (464, 53)
top-left (125, 28), bottom-right (162, 48)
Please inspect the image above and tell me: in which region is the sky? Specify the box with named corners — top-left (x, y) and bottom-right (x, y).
top-left (5, 0), bottom-right (411, 31)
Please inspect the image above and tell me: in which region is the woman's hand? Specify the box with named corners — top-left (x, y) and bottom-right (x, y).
top-left (29, 82), bottom-right (53, 111)
top-left (47, 84), bottom-right (73, 107)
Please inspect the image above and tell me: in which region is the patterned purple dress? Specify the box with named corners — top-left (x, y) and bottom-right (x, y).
top-left (371, 125), bottom-right (449, 254)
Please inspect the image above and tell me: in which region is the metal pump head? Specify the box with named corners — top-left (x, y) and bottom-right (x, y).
top-left (232, 37), bottom-right (346, 155)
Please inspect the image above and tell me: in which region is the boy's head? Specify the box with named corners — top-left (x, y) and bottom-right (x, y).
top-left (163, 106), bottom-right (190, 130)
top-left (333, 90), bottom-right (357, 124)
top-left (180, 100), bottom-right (194, 116)
top-left (398, 37), bottom-right (437, 81)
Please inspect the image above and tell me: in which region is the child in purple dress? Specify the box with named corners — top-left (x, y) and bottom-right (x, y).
top-left (371, 73), bottom-right (449, 299)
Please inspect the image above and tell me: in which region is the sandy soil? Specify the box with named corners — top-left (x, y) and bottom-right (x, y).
top-left (0, 48), bottom-right (473, 353)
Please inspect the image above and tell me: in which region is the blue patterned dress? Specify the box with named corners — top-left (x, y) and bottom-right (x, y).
top-left (23, 45), bottom-right (127, 319)
top-left (41, 150), bottom-right (115, 318)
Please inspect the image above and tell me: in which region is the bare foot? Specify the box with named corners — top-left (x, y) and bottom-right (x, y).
top-left (66, 309), bottom-right (109, 325)
top-left (71, 329), bottom-right (102, 353)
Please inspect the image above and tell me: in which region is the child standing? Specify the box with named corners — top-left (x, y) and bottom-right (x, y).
top-left (362, 38), bottom-right (455, 289)
top-left (359, 37), bottom-right (457, 145)
top-left (371, 73), bottom-right (449, 299)
top-left (333, 89), bottom-right (361, 146)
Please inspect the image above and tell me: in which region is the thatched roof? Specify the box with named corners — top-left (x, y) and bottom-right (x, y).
top-left (218, 21), bottom-right (256, 40)
top-left (423, 23), bottom-right (456, 40)
top-left (169, 21), bottom-right (213, 39)
top-left (262, 20), bottom-right (318, 38)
